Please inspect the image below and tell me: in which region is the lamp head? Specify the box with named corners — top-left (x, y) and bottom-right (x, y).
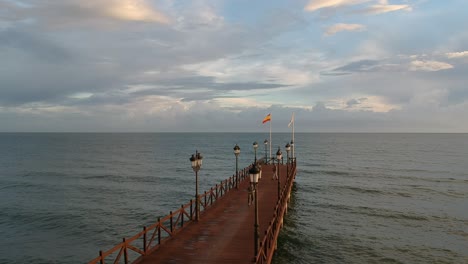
top-left (276, 147), bottom-right (282, 160)
top-left (234, 144), bottom-right (240, 155)
top-left (253, 141), bottom-right (258, 149)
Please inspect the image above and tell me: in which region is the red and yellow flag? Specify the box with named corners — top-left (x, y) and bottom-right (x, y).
top-left (262, 113), bottom-right (271, 124)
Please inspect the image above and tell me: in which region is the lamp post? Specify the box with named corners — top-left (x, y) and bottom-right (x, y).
top-left (234, 144), bottom-right (240, 189)
top-left (263, 139), bottom-right (268, 163)
top-left (249, 162), bottom-right (261, 257)
top-left (253, 141), bottom-right (258, 162)
top-left (285, 143), bottom-right (291, 179)
top-left (276, 147), bottom-right (282, 200)
top-left (190, 151), bottom-right (203, 221)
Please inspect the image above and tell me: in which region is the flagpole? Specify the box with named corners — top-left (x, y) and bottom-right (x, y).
top-left (292, 116), bottom-right (295, 159)
top-left (269, 117), bottom-right (272, 162)
top-left (289, 112), bottom-right (295, 159)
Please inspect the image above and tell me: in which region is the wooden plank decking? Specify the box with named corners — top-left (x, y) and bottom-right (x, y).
top-left (136, 163), bottom-right (289, 264)
top-left (89, 160), bottom-right (297, 264)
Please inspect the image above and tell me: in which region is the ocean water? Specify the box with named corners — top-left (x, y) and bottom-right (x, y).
top-left (0, 133), bottom-right (467, 264)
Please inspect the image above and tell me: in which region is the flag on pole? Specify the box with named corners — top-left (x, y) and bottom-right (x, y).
top-left (288, 113), bottom-right (295, 127)
top-left (262, 113), bottom-right (271, 124)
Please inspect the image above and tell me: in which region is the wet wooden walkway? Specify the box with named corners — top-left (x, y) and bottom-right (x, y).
top-left (89, 160), bottom-right (296, 264)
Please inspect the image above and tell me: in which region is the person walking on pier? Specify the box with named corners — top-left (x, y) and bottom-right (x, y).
top-left (247, 184), bottom-right (254, 206)
top-left (272, 164), bottom-right (278, 180)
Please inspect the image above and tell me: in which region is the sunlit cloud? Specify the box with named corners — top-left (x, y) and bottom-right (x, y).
top-left (325, 23), bottom-right (366, 36)
top-left (446, 51), bottom-right (468, 59)
top-left (69, 92), bottom-right (94, 99)
top-left (104, 0), bottom-right (169, 23)
top-left (326, 96), bottom-right (400, 112)
top-left (182, 57), bottom-right (316, 87)
top-left (364, 0), bottom-right (412, 14)
top-left (304, 0), bottom-right (371, 12)
top-left (409, 60), bottom-right (453, 72)
top-left (212, 97), bottom-right (271, 110)
top-left (305, 0), bottom-right (411, 15)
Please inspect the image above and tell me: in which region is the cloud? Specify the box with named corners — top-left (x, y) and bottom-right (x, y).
top-left (4, 0), bottom-right (170, 29)
top-left (182, 56), bottom-right (317, 87)
top-left (304, 0), bottom-right (371, 12)
top-left (103, 0), bottom-right (169, 23)
top-left (446, 51), bottom-right (468, 59)
top-left (325, 23), bottom-right (366, 36)
top-left (363, 0), bottom-right (412, 14)
top-left (409, 60), bottom-right (454, 72)
top-left (304, 0), bottom-right (411, 14)
top-left (323, 96), bottom-right (399, 112)
top-left (322, 59), bottom-right (380, 75)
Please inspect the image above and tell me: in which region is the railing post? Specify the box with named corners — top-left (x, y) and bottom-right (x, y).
top-left (99, 250), bottom-right (104, 264)
top-left (123, 238), bottom-right (128, 264)
top-left (220, 180), bottom-right (223, 196)
top-left (158, 217), bottom-right (161, 244)
top-left (215, 184), bottom-right (218, 198)
top-left (170, 211), bottom-right (173, 233)
top-left (143, 226), bottom-right (147, 254)
top-left (190, 199), bottom-right (193, 220)
top-left (181, 205), bottom-right (184, 227)
top-left (210, 187), bottom-right (213, 205)
top-left (204, 191), bottom-right (207, 208)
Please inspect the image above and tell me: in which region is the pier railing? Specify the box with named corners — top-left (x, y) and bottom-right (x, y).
top-left (255, 158), bottom-right (297, 264)
top-left (88, 165), bottom-right (253, 264)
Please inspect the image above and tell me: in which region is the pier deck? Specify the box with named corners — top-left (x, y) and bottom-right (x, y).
top-left (138, 164), bottom-right (288, 264)
top-left (89, 160), bottom-right (296, 264)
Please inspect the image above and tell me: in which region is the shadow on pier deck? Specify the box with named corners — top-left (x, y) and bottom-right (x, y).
top-left (89, 159), bottom-right (296, 264)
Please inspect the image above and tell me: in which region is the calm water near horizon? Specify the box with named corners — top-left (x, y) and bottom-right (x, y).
top-left (0, 133), bottom-right (467, 263)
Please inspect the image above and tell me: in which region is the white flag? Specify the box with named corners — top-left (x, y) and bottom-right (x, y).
top-left (288, 113), bottom-right (294, 127)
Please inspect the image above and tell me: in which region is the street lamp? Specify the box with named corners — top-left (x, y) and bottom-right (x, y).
top-left (285, 143), bottom-right (291, 178)
top-left (263, 139), bottom-right (268, 163)
top-left (285, 143), bottom-right (291, 164)
top-left (276, 147), bottom-right (282, 200)
top-left (249, 162), bottom-right (261, 257)
top-left (190, 151), bottom-right (203, 221)
top-left (253, 141), bottom-right (258, 162)
top-left (234, 144), bottom-right (240, 189)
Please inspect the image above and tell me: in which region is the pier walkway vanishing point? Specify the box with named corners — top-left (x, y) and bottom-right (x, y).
top-left (89, 158), bottom-right (297, 264)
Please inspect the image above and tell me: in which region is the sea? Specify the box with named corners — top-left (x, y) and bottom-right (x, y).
top-left (0, 133), bottom-right (466, 264)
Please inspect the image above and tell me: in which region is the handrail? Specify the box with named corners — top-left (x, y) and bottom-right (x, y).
top-left (89, 164), bottom-right (253, 264)
top-left (255, 159), bottom-right (297, 264)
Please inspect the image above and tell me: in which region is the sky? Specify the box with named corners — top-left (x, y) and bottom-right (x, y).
top-left (1, 0), bottom-right (467, 132)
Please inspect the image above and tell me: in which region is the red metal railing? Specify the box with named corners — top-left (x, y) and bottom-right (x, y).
top-left (255, 158), bottom-right (297, 264)
top-left (88, 165), bottom-right (253, 264)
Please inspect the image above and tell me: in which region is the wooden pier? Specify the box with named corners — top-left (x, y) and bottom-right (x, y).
top-left (89, 158), bottom-right (297, 264)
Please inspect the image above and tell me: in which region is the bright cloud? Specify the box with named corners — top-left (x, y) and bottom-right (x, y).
top-left (327, 96), bottom-right (400, 112)
top-left (304, 0), bottom-right (371, 12)
top-left (409, 60), bottom-right (454, 72)
top-left (325, 23), bottom-right (366, 36)
top-left (104, 0), bottom-right (169, 23)
top-left (446, 51), bottom-right (468, 59)
top-left (364, 1), bottom-right (412, 14)
top-left (182, 57), bottom-right (316, 87)
top-left (304, 0), bottom-right (411, 14)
